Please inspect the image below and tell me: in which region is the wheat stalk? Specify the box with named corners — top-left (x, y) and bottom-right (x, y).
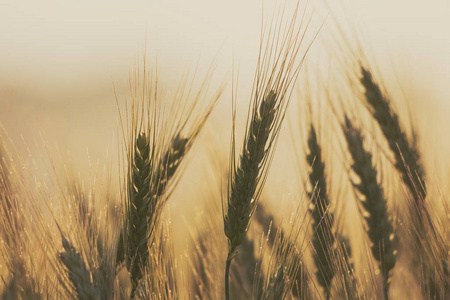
top-left (230, 236), bottom-right (263, 299)
top-left (342, 116), bottom-right (397, 299)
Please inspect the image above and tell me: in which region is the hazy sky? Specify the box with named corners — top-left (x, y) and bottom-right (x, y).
top-left (0, 0), bottom-right (449, 168)
top-left (0, 0), bottom-right (449, 219)
top-left (1, 0), bottom-right (448, 86)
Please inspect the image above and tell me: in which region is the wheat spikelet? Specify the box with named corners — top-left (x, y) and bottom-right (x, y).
top-left (342, 116), bottom-right (397, 299)
top-left (1, 258), bottom-right (42, 300)
top-left (151, 133), bottom-right (188, 199)
top-left (117, 134), bottom-right (188, 267)
top-left (305, 124), bottom-right (336, 297)
top-left (117, 60), bottom-right (222, 297)
top-left (260, 230), bottom-right (307, 300)
top-left (59, 236), bottom-right (101, 300)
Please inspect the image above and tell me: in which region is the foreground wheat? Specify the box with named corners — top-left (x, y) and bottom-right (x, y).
top-left (117, 64), bottom-right (222, 298)
top-left (224, 90), bottom-right (279, 300)
top-left (223, 3), bottom-right (312, 298)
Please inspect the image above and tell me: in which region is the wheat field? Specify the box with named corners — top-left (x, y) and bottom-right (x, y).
top-left (0, 1), bottom-right (449, 299)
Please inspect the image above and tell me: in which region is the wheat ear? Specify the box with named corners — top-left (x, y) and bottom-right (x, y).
top-left (360, 67), bottom-right (426, 204)
top-left (224, 90), bottom-right (278, 259)
top-left (224, 91), bottom-right (278, 300)
top-left (264, 266), bottom-right (288, 300)
top-left (146, 133), bottom-right (188, 244)
top-left (305, 124), bottom-right (336, 298)
top-left (360, 67), bottom-right (447, 298)
top-left (254, 204), bottom-right (309, 299)
top-left (125, 133), bottom-right (152, 297)
top-left (59, 236), bottom-right (101, 300)
top-left (223, 2), bottom-right (311, 297)
top-left (342, 116), bottom-right (397, 299)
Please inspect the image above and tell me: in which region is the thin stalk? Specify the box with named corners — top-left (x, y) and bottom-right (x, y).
top-left (225, 258), bottom-right (232, 300)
